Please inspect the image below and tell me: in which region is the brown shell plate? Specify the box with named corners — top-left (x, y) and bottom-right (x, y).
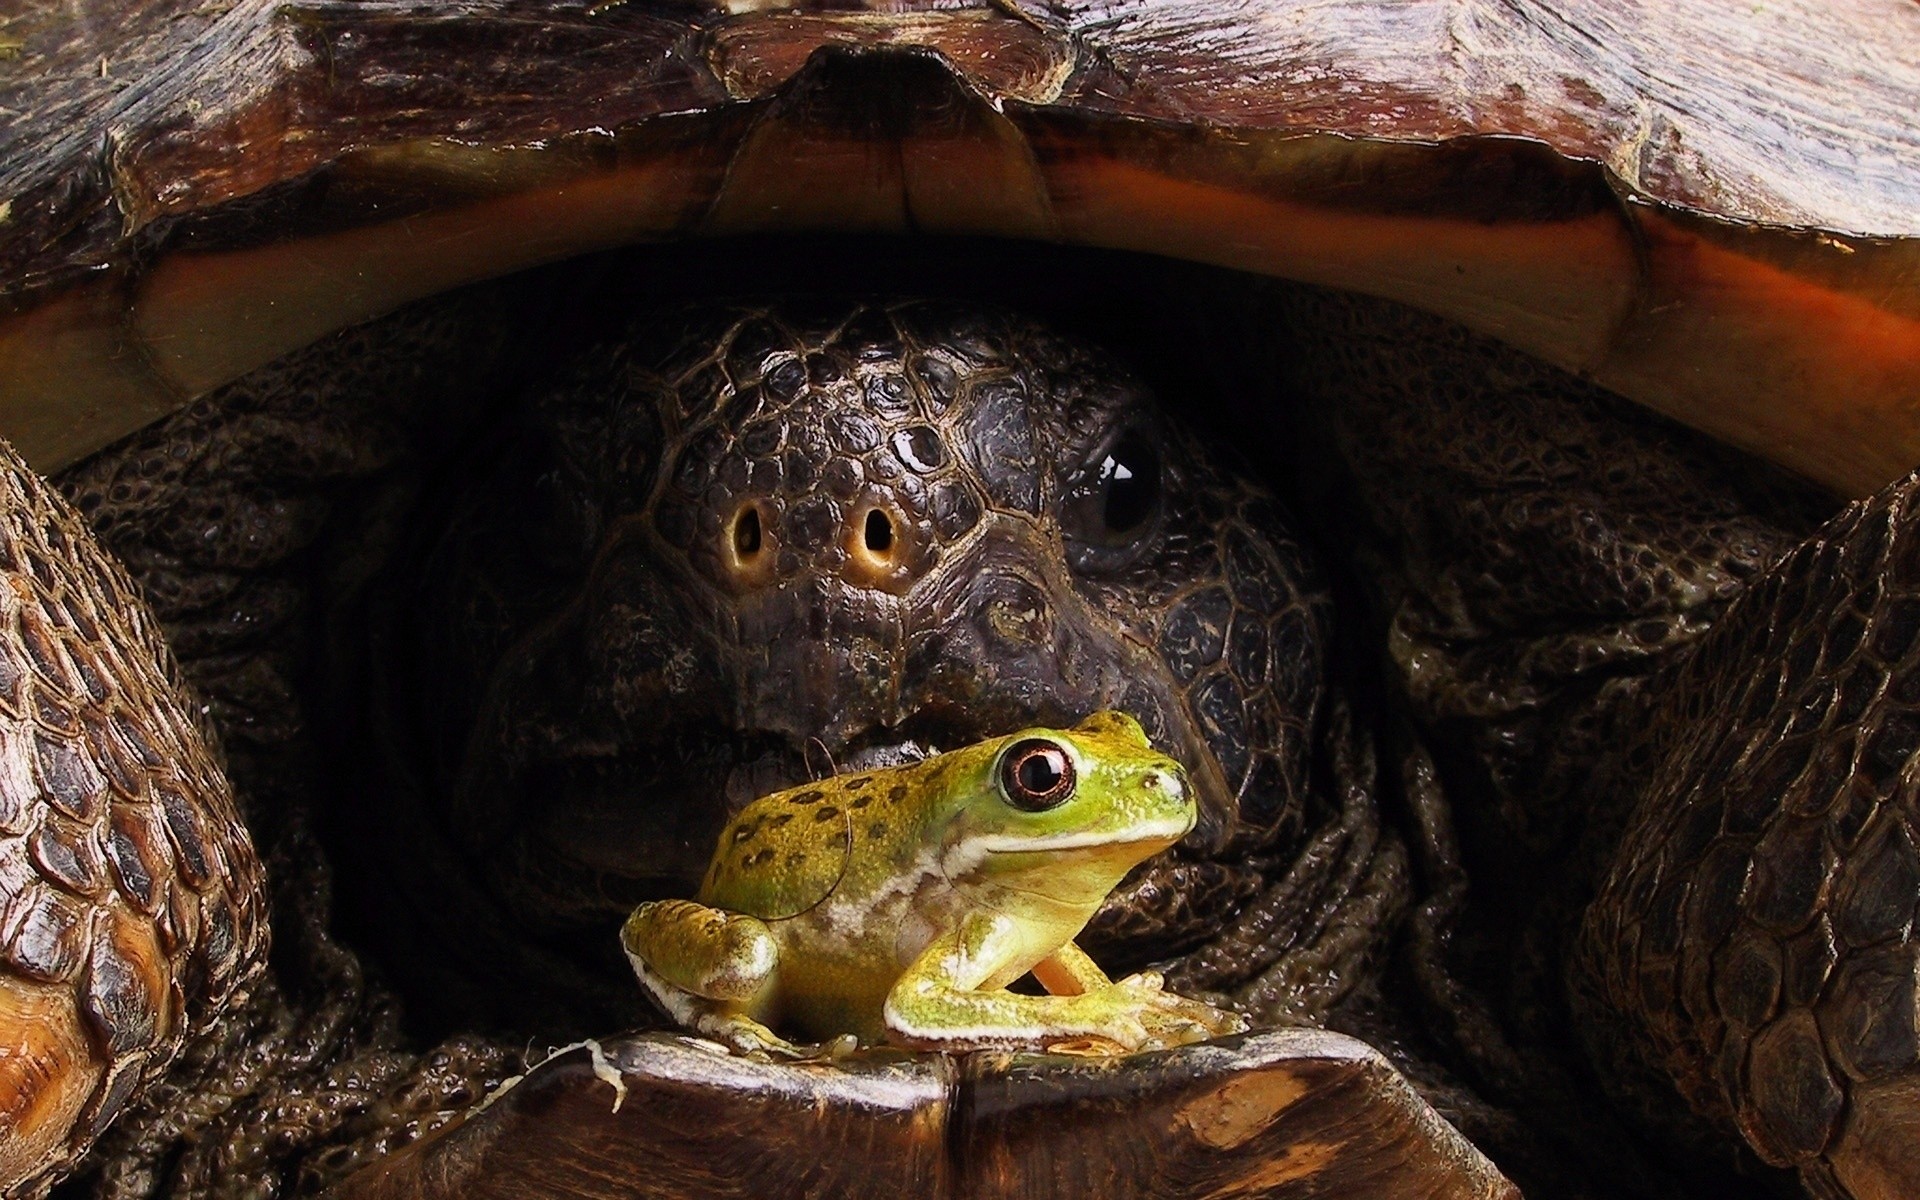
top-left (0, 1), bottom-right (1914, 492)
top-left (332, 1030), bottom-right (1517, 1200)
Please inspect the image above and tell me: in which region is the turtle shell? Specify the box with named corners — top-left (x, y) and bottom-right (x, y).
top-left (0, 0), bottom-right (1916, 493)
top-left (0, 2), bottom-right (1917, 1197)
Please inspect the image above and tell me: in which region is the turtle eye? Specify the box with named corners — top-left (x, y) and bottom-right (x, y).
top-left (1062, 431), bottom-right (1163, 572)
top-left (998, 738), bottom-right (1077, 811)
top-left (1097, 434), bottom-right (1161, 533)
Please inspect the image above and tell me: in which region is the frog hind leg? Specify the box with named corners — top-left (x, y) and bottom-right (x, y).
top-left (621, 900), bottom-right (801, 1057)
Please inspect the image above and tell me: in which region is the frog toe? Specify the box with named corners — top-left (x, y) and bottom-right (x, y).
top-left (1130, 991), bottom-right (1250, 1049)
top-left (1166, 995), bottom-right (1250, 1038)
top-left (755, 1033), bottom-right (852, 1063)
top-left (1135, 1015), bottom-right (1212, 1051)
top-left (688, 1012), bottom-right (808, 1060)
top-left (1103, 1015), bottom-right (1152, 1053)
top-left (1116, 969), bottom-right (1167, 993)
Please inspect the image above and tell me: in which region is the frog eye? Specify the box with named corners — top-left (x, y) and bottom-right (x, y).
top-left (998, 738), bottom-right (1077, 811)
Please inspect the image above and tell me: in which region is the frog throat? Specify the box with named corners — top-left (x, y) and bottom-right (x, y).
top-left (937, 814), bottom-right (1193, 910)
top-left (963, 818), bottom-right (1194, 858)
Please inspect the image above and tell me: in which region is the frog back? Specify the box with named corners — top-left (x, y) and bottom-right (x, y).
top-left (700, 768), bottom-right (913, 920)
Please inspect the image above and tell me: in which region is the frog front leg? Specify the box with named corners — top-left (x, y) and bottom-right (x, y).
top-left (1033, 940), bottom-right (1252, 1049)
top-left (621, 899), bottom-right (804, 1058)
top-left (884, 913), bottom-right (1248, 1053)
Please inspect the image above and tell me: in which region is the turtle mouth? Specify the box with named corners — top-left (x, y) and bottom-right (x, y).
top-left (530, 702), bottom-right (1212, 927)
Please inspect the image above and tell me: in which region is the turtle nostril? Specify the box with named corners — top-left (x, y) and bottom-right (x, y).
top-left (724, 501), bottom-right (776, 587)
top-left (863, 509), bottom-right (893, 556)
top-left (845, 504), bottom-right (911, 589)
top-left (734, 506), bottom-right (762, 558)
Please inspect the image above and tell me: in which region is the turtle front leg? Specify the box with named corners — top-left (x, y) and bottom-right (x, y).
top-left (1574, 467), bottom-right (1920, 1199)
top-left (0, 440), bottom-right (268, 1195)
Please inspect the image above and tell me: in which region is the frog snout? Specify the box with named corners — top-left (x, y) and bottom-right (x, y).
top-left (1139, 766), bottom-right (1196, 828)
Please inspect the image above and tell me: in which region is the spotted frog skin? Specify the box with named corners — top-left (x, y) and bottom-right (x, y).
top-left (621, 712), bottom-right (1250, 1056)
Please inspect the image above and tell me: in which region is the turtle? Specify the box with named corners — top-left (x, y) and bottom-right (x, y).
top-left (0, 1), bottom-right (1916, 1198)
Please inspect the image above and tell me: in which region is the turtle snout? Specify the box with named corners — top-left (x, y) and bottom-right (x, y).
top-left (653, 342), bottom-right (975, 600)
top-left (731, 573), bottom-right (908, 750)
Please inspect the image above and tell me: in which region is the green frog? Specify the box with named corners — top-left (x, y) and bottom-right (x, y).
top-left (621, 712), bottom-right (1250, 1057)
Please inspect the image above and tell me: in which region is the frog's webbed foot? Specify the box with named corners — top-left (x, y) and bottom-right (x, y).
top-left (1081, 972), bottom-right (1250, 1053)
top-left (1035, 945), bottom-right (1248, 1053)
top-left (890, 923), bottom-right (1249, 1055)
top-left (1111, 971), bottom-right (1251, 1050)
top-left (623, 900), bottom-right (811, 1058)
top-left (684, 1012), bottom-right (826, 1061)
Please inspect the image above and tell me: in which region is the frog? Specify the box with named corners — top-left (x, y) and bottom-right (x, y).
top-left (620, 712), bottom-right (1252, 1058)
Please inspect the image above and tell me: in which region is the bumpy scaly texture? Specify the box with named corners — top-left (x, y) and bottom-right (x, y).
top-left (36, 281), bottom-right (1883, 1199)
top-left (1575, 469), bottom-right (1920, 1199)
top-left (0, 437), bottom-right (265, 1197)
top-left (32, 294), bottom-right (1395, 1193)
top-left (1280, 287), bottom-right (1819, 861)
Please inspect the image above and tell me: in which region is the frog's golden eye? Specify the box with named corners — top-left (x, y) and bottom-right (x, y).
top-left (998, 739), bottom-right (1076, 812)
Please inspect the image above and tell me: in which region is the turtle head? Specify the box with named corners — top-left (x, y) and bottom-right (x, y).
top-left (638, 303), bottom-right (1178, 758)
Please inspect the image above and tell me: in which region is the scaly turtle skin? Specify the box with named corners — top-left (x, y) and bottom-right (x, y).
top-left (0, 445), bottom-right (263, 1193)
top-left (0, 1), bottom-right (1916, 1198)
